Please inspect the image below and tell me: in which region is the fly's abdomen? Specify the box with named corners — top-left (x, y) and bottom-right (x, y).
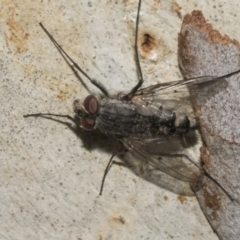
top-left (95, 98), bottom-right (190, 137)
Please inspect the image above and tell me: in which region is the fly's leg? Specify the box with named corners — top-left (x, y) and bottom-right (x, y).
top-left (99, 151), bottom-right (127, 196)
top-left (157, 153), bottom-right (234, 202)
top-left (24, 113), bottom-right (77, 127)
top-left (24, 113), bottom-right (81, 136)
top-left (24, 113), bottom-right (75, 121)
top-left (39, 23), bottom-right (109, 97)
top-left (124, 0), bottom-right (144, 100)
top-left (99, 154), bottom-right (115, 196)
top-left (200, 171), bottom-right (234, 202)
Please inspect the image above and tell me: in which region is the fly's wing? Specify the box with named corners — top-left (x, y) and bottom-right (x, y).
top-left (133, 74), bottom-right (229, 97)
top-left (125, 73), bottom-right (238, 183)
top-left (122, 134), bottom-right (203, 182)
top-left (125, 75), bottom-right (226, 182)
top-left (130, 75), bottom-right (229, 121)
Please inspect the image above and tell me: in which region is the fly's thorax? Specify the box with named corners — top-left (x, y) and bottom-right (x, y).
top-left (94, 98), bottom-right (191, 137)
top-left (95, 98), bottom-right (142, 136)
top-left (98, 98), bottom-right (137, 116)
top-left (73, 95), bottom-right (99, 130)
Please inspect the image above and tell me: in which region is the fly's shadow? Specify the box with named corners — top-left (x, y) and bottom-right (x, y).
top-left (24, 113), bottom-right (123, 158)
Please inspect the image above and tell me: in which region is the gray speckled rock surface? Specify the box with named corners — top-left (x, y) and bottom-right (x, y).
top-left (1, 0), bottom-right (240, 239)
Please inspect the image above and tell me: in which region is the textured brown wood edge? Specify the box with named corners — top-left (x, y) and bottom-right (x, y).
top-left (178, 10), bottom-right (240, 240)
top-left (183, 10), bottom-right (240, 47)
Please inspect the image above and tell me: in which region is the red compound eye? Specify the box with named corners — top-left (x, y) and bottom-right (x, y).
top-left (83, 95), bottom-right (99, 114)
top-left (81, 118), bottom-right (95, 130)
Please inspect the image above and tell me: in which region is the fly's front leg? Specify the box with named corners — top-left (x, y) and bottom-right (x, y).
top-left (24, 113), bottom-right (76, 125)
top-left (24, 113), bottom-right (75, 121)
top-left (24, 113), bottom-right (80, 133)
top-left (39, 23), bottom-right (109, 97)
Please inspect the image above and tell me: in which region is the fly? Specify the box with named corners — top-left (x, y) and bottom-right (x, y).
top-left (24, 0), bottom-right (239, 200)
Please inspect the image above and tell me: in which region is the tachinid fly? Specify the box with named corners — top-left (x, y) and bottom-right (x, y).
top-left (24, 0), bottom-right (239, 199)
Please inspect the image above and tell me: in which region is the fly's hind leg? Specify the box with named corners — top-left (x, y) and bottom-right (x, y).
top-left (124, 0), bottom-right (144, 100)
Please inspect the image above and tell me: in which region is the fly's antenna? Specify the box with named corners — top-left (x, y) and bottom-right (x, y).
top-left (125, 0), bottom-right (144, 99)
top-left (39, 23), bottom-right (109, 97)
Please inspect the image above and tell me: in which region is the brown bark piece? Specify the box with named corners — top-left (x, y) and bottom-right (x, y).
top-left (178, 11), bottom-right (240, 240)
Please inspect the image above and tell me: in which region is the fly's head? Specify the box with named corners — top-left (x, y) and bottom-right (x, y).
top-left (73, 95), bottom-right (99, 130)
